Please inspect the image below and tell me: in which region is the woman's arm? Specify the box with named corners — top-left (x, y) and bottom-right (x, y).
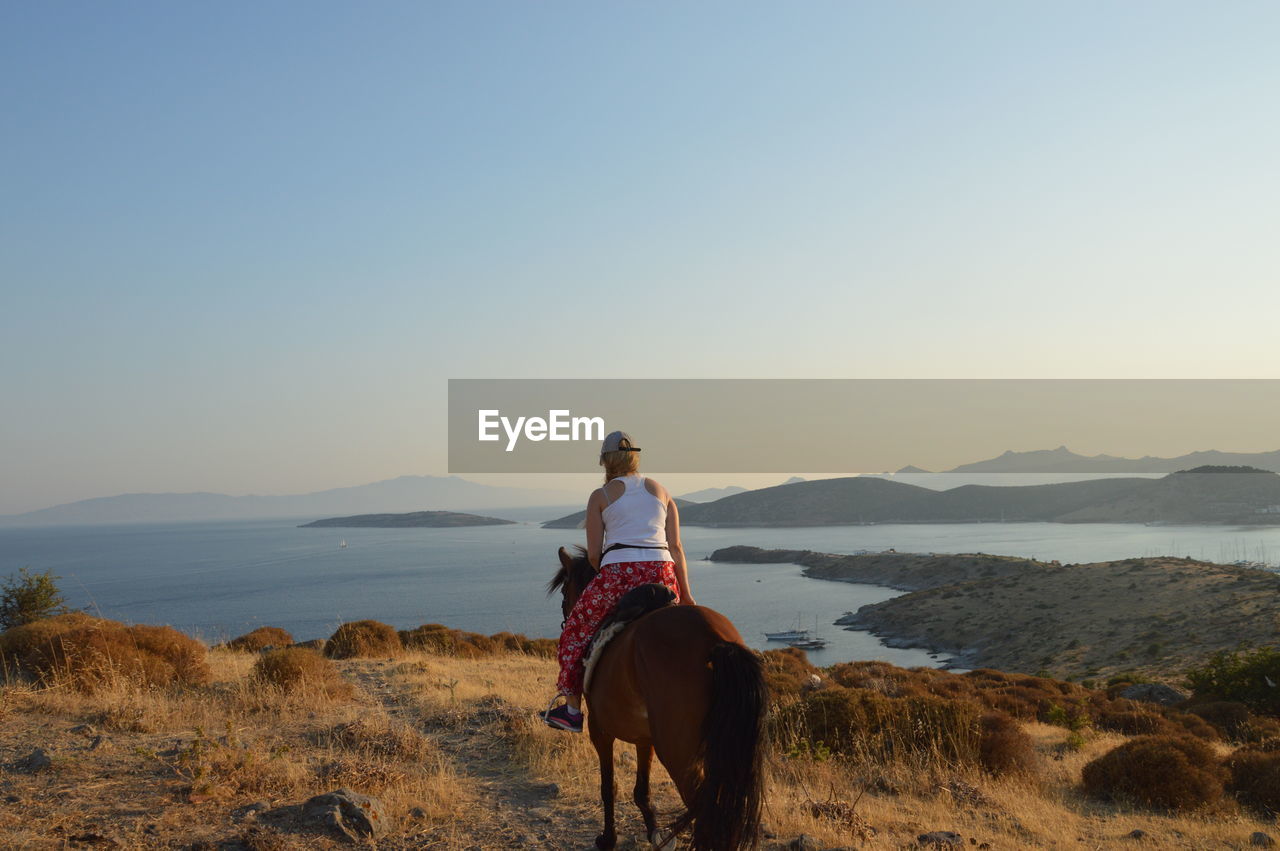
top-left (585, 489), bottom-right (605, 569)
top-left (664, 498), bottom-right (696, 606)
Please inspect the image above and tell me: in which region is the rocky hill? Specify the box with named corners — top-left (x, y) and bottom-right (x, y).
top-left (713, 546), bottom-right (1280, 680)
top-left (576, 468), bottom-right (1280, 528)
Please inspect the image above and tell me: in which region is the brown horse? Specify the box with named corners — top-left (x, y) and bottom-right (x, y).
top-left (548, 546), bottom-right (767, 851)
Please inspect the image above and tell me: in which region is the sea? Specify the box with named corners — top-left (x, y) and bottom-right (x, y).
top-left (2, 517), bottom-right (1278, 668)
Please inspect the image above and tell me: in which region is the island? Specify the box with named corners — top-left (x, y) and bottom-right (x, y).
top-left (711, 545), bottom-right (1280, 680)
top-left (299, 511), bottom-right (516, 528)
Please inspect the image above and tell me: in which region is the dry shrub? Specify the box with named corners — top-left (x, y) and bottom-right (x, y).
top-left (252, 648), bottom-right (353, 699)
top-left (1081, 735), bottom-right (1227, 811)
top-left (325, 620), bottom-right (401, 659)
top-left (1095, 709), bottom-right (1181, 737)
top-left (777, 686), bottom-right (982, 767)
top-left (978, 711), bottom-right (1038, 775)
top-left (1188, 701), bottom-right (1253, 739)
top-left (225, 626), bottom-right (293, 652)
top-left (318, 755), bottom-right (408, 793)
top-left (1164, 711), bottom-right (1221, 742)
top-left (1226, 746), bottom-right (1280, 815)
top-left (325, 716), bottom-right (431, 761)
top-left (828, 660), bottom-right (917, 697)
top-left (399, 623), bottom-right (554, 658)
top-left (761, 648), bottom-right (821, 702)
top-left (171, 724), bottom-right (301, 800)
top-left (0, 613), bottom-right (210, 691)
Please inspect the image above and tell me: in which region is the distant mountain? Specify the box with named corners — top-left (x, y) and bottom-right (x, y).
top-left (0, 476), bottom-right (580, 527)
top-left (895, 465), bottom-right (931, 474)
top-left (942, 446), bottom-right (1280, 474)
top-left (299, 511), bottom-right (515, 528)
top-left (676, 485), bottom-right (747, 503)
top-left (678, 477), bottom-right (926, 527)
top-left (675, 468), bottom-right (1280, 527)
top-left (782, 476), bottom-right (807, 484)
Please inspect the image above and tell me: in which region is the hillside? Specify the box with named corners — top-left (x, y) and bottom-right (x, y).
top-left (675, 485), bottom-right (747, 503)
top-left (1058, 466), bottom-right (1280, 524)
top-left (715, 546), bottom-right (1280, 680)
top-left (677, 477), bottom-right (929, 526)
top-left (710, 545), bottom-right (1042, 591)
top-left (299, 511), bottom-right (515, 528)
top-left (648, 469), bottom-right (1280, 528)
top-left (2, 623), bottom-right (1278, 849)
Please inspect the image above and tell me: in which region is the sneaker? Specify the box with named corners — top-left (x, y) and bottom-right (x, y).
top-left (543, 703), bottom-right (583, 733)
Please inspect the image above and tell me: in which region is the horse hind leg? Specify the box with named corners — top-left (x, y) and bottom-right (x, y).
top-left (590, 724), bottom-right (617, 850)
top-left (632, 741), bottom-right (658, 845)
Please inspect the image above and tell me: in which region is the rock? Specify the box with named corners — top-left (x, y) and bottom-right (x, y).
top-left (918, 832), bottom-right (963, 847)
top-left (789, 836), bottom-right (821, 851)
top-left (20, 748), bottom-right (52, 772)
top-left (1127, 829), bottom-right (1148, 840)
top-left (303, 788), bottom-right (391, 841)
top-left (1118, 683), bottom-right (1189, 706)
top-left (537, 781), bottom-right (560, 798)
top-left (1252, 833), bottom-right (1276, 848)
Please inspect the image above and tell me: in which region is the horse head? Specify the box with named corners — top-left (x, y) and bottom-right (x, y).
top-left (548, 545), bottom-right (598, 621)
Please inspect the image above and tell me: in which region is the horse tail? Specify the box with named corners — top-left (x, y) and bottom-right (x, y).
top-left (670, 641), bottom-right (768, 851)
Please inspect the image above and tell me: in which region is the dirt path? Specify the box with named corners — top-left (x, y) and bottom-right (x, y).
top-left (341, 660), bottom-right (661, 850)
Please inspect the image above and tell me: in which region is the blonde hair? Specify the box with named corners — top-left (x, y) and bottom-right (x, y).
top-left (600, 449), bottom-right (640, 483)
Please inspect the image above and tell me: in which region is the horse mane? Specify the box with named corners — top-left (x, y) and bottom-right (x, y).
top-left (546, 545), bottom-right (597, 595)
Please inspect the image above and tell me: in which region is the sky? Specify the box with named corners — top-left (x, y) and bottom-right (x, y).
top-left (3, 2), bottom-right (1279, 515)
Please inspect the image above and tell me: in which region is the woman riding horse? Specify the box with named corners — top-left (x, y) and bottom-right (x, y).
top-left (543, 430), bottom-right (696, 732)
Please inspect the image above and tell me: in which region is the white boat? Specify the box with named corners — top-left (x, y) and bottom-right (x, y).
top-left (339, 539), bottom-right (347, 549)
top-left (764, 629), bottom-right (810, 641)
top-left (787, 638), bottom-right (828, 650)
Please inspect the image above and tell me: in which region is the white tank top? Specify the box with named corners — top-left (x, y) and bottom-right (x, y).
top-left (600, 474), bottom-right (671, 568)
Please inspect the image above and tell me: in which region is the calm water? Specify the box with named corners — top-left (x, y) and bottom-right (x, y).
top-left (1, 519), bottom-right (1277, 667)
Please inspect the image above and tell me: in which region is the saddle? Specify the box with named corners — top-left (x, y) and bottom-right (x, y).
top-left (582, 583), bottom-right (677, 693)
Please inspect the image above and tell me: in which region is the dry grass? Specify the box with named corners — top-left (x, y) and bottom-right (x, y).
top-left (2, 622), bottom-right (1278, 849)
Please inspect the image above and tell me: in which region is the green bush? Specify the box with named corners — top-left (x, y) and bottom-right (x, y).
top-left (1185, 647), bottom-right (1280, 716)
top-left (0, 567), bottom-right (70, 631)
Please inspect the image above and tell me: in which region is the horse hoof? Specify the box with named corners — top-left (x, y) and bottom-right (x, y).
top-left (595, 833), bottom-right (616, 850)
